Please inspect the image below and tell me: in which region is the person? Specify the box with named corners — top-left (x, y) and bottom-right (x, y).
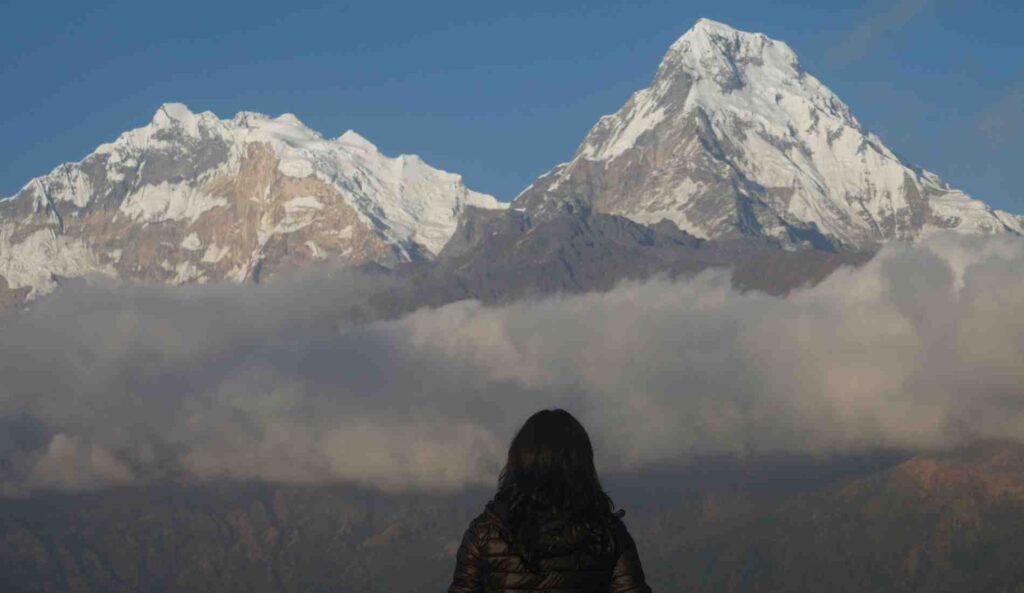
top-left (447, 408), bottom-right (653, 592)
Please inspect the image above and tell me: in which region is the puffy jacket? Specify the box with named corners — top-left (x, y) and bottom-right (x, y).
top-left (447, 499), bottom-right (653, 592)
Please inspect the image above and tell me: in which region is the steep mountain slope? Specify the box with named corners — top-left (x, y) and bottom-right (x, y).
top-left (358, 206), bottom-right (871, 321)
top-left (514, 18), bottom-right (1023, 250)
top-left (0, 103), bottom-right (502, 300)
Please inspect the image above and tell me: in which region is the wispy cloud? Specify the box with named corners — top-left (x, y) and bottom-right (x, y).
top-left (979, 88), bottom-right (1024, 147)
top-left (825, 0), bottom-right (932, 67)
top-left (1, 233), bottom-right (1024, 497)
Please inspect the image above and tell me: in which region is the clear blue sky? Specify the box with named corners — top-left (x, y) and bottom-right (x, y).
top-left (1, 0), bottom-right (1021, 212)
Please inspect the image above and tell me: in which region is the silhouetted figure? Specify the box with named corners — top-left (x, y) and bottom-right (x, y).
top-left (447, 408), bottom-right (653, 592)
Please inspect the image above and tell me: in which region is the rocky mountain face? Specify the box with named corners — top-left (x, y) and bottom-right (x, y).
top-left (514, 18), bottom-right (1024, 250)
top-left (0, 103), bottom-right (503, 302)
top-left (3, 19), bottom-right (1023, 310)
top-left (2, 443), bottom-right (1023, 593)
top-left (359, 206), bottom-right (870, 321)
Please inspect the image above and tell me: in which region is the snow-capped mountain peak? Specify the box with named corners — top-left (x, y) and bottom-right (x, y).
top-left (517, 18), bottom-right (1021, 248)
top-left (337, 129), bottom-right (378, 151)
top-left (667, 17), bottom-right (799, 74)
top-left (152, 102), bottom-right (195, 125)
top-left (0, 103), bottom-right (504, 300)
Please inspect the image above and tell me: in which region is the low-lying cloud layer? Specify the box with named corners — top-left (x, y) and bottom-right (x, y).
top-left (1, 233), bottom-right (1023, 496)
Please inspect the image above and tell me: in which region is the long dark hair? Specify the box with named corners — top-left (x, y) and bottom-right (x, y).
top-left (492, 408), bottom-right (624, 571)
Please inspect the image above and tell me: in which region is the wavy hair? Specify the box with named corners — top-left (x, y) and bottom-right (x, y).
top-left (492, 408), bottom-right (624, 571)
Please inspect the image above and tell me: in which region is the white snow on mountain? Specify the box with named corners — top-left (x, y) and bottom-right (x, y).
top-left (0, 103), bottom-right (504, 299)
top-left (95, 103), bottom-right (503, 254)
top-left (3, 19), bottom-right (1021, 304)
top-left (516, 18), bottom-right (1022, 249)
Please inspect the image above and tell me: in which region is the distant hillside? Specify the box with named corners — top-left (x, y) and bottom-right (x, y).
top-left (2, 443), bottom-right (1024, 592)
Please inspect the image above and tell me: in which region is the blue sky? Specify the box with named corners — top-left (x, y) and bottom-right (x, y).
top-left (1, 0), bottom-right (1021, 212)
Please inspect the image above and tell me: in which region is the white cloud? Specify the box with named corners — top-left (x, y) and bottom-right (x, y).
top-left (1, 233), bottom-right (1023, 495)
top-left (22, 434), bottom-right (133, 494)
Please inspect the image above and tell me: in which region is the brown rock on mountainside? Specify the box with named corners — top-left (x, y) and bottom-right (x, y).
top-left (0, 103), bottom-right (503, 303)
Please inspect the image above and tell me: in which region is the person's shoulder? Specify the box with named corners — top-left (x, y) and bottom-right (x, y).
top-left (481, 498), bottom-right (508, 526)
top-left (463, 499), bottom-right (504, 540)
top-left (607, 509), bottom-right (636, 548)
top-left (608, 508), bottom-right (628, 529)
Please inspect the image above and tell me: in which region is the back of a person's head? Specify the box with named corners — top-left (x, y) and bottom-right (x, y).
top-left (493, 408), bottom-right (624, 569)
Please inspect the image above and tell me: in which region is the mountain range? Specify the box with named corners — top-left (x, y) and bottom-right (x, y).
top-left (2, 17), bottom-right (1024, 593)
top-left (0, 103), bottom-right (502, 305)
top-left (1, 19), bottom-right (1022, 308)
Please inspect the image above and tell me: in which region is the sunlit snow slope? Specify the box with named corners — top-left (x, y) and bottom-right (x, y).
top-left (515, 18), bottom-right (1023, 249)
top-left (0, 104), bottom-right (502, 299)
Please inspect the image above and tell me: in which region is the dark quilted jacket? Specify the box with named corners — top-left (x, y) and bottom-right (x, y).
top-left (447, 499), bottom-right (653, 592)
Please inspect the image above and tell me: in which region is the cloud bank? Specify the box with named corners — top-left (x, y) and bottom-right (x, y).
top-left (1, 233), bottom-right (1023, 496)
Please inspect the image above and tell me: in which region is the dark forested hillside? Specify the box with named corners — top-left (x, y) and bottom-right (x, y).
top-left (3, 443), bottom-right (1023, 592)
